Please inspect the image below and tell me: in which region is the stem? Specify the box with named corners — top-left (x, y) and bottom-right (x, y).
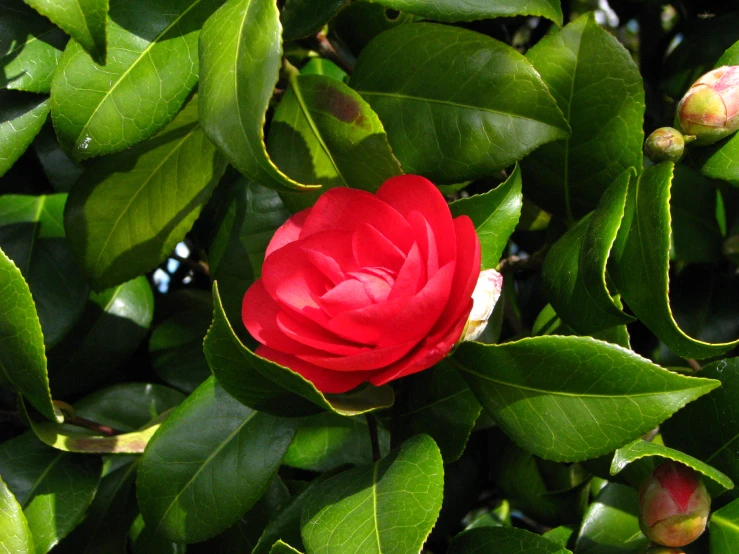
top-left (170, 254), bottom-right (209, 276)
top-left (313, 32), bottom-right (354, 74)
top-left (686, 359), bottom-right (702, 372)
top-left (366, 413), bottom-right (381, 462)
top-left (65, 415), bottom-right (122, 437)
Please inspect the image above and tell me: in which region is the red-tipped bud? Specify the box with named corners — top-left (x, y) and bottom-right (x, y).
top-left (676, 66), bottom-right (739, 145)
top-left (639, 461), bottom-right (710, 547)
top-left (644, 127), bottom-right (685, 163)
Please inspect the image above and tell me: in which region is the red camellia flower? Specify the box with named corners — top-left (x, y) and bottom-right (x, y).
top-left (242, 175), bottom-right (481, 393)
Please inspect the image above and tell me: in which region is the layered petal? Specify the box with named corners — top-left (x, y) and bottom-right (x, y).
top-left (266, 208), bottom-right (310, 257)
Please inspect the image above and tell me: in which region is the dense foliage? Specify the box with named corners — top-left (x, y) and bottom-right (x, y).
top-left (2, 0), bottom-right (739, 552)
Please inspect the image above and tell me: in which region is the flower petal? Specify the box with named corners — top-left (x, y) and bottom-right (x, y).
top-left (298, 339), bottom-right (418, 372)
top-left (276, 311), bottom-right (370, 356)
top-left (352, 223), bottom-right (406, 272)
top-left (266, 208), bottom-right (310, 258)
top-left (437, 215), bottom-right (481, 329)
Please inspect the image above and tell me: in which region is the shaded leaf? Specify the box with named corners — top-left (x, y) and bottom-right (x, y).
top-left (24, 0), bottom-right (108, 64)
top-left (50, 0), bottom-right (224, 158)
top-left (281, 0), bottom-right (345, 41)
top-left (0, 193), bottom-right (89, 348)
top-left (0, 432), bottom-right (102, 554)
top-left (0, 475), bottom-right (34, 554)
top-left (0, 0), bottom-right (66, 92)
top-left (300, 58), bottom-right (346, 82)
top-left (710, 498), bottom-right (739, 554)
top-left (270, 541), bottom-right (303, 554)
top-left (268, 72), bottom-right (402, 213)
top-left (610, 162), bottom-right (739, 358)
top-left (0, 90), bottom-right (49, 177)
top-left (331, 0), bottom-right (414, 57)
top-left (366, 0), bottom-right (562, 25)
top-left (199, 0), bottom-right (319, 191)
top-left (129, 514), bottom-right (187, 554)
top-left (542, 169), bottom-right (635, 334)
top-left (137, 376), bottom-right (297, 543)
top-left (301, 434), bottom-right (444, 554)
top-left (64, 96), bottom-right (227, 290)
top-left (205, 281), bottom-right (395, 417)
top-left (451, 336), bottom-right (720, 462)
top-left (449, 527), bottom-right (570, 554)
top-left (33, 121), bottom-right (83, 192)
top-left (449, 163), bottom-right (523, 270)
top-left (523, 13), bottom-right (645, 220)
top-left (350, 23), bottom-right (569, 184)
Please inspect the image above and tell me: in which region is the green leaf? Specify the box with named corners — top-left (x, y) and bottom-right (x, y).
top-left (0, 246), bottom-right (56, 421)
top-left (207, 179), bottom-right (290, 329)
top-left (574, 483), bottom-right (648, 554)
top-left (23, 0), bottom-right (108, 64)
top-left (64, 96), bottom-right (227, 290)
top-left (270, 541), bottom-right (303, 554)
top-left (50, 0), bottom-right (222, 158)
top-left (280, 0), bottom-right (345, 41)
top-left (661, 358), bottom-right (739, 502)
top-left (54, 460), bottom-right (138, 554)
top-left (0, 90), bottom-right (49, 177)
top-left (129, 514), bottom-right (187, 554)
top-left (449, 527), bottom-right (570, 554)
top-left (350, 23), bottom-right (569, 184)
top-left (300, 58), bottom-right (346, 82)
top-left (449, 164), bottom-right (523, 270)
top-left (267, 72), bottom-right (402, 213)
top-left (33, 121), bottom-right (83, 192)
top-left (522, 12), bottom-right (645, 220)
top-left (392, 359), bottom-right (481, 463)
top-left (710, 498), bottom-right (739, 554)
top-left (366, 0), bottom-right (562, 25)
top-left (283, 412), bottom-right (390, 471)
top-left (532, 302), bottom-right (631, 349)
top-left (0, 0), bottom-right (66, 92)
top-left (301, 434), bottom-right (444, 554)
top-left (48, 276), bottom-right (155, 397)
top-left (0, 193), bottom-right (89, 348)
top-left (0, 432), bottom-right (102, 554)
top-left (137, 376), bottom-right (297, 543)
top-left (205, 281), bottom-right (395, 417)
top-left (611, 438), bottom-right (734, 492)
top-left (331, 0), bottom-right (414, 57)
top-left (542, 169), bottom-right (635, 334)
top-left (610, 162), bottom-right (739, 359)
top-left (451, 336), bottom-right (720, 462)
top-left (199, 0), bottom-right (319, 192)
top-left (0, 475), bottom-right (34, 554)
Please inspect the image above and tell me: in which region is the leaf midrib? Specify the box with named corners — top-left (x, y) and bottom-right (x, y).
top-left (20, 452), bottom-right (63, 507)
top-left (73, 0), bottom-right (205, 148)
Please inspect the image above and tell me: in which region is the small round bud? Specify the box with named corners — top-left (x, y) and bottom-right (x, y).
top-left (676, 66), bottom-right (739, 145)
top-left (639, 461), bottom-right (710, 547)
top-left (461, 269), bottom-right (503, 342)
top-left (644, 128), bottom-right (685, 163)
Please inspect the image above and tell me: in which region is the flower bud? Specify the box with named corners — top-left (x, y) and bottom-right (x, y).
top-left (639, 461), bottom-right (710, 547)
top-left (461, 269), bottom-right (503, 342)
top-left (676, 66), bottom-right (739, 145)
top-left (644, 128), bottom-right (685, 163)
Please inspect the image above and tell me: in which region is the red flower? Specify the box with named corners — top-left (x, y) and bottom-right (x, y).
top-left (242, 175), bottom-right (481, 393)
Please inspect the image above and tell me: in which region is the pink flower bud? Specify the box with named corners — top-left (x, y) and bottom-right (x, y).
top-left (676, 66), bottom-right (739, 145)
top-left (639, 461), bottom-right (710, 547)
top-left (644, 127), bottom-right (685, 163)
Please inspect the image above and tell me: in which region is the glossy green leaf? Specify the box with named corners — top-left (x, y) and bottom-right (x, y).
top-left (283, 412), bottom-right (390, 471)
top-left (280, 0), bottom-right (345, 41)
top-left (532, 302), bottom-right (631, 350)
top-left (610, 162), bottom-right (739, 359)
top-left (451, 336), bottom-right (720, 462)
top-left (270, 541), bottom-right (303, 554)
top-left (350, 23), bottom-right (569, 184)
top-left (301, 434), bottom-right (444, 554)
top-left (449, 527), bottom-right (570, 554)
top-left (449, 164), bottom-right (523, 271)
top-left (523, 13), bottom-right (645, 220)
top-left (392, 359), bottom-right (480, 463)
top-left (23, 0), bottom-right (106, 64)
top-left (50, 0), bottom-right (223, 159)
top-left (0, 193), bottom-right (89, 348)
top-left (199, 0), bottom-right (319, 192)
top-left (129, 514), bottom-right (187, 554)
top-left (208, 179), bottom-right (290, 329)
top-left (137, 376), bottom-right (297, 543)
top-left (54, 460), bottom-right (138, 554)
top-left (0, 246), bottom-right (56, 421)
top-left (33, 121), bottom-right (83, 192)
top-left (710, 498), bottom-right (739, 554)
top-left (205, 281), bottom-right (395, 417)
top-left (0, 432), bottom-right (102, 554)
top-left (268, 72), bottom-right (402, 213)
top-left (0, 475), bottom-right (34, 554)
top-left (542, 169), bottom-right (635, 334)
top-left (366, 0), bottom-right (562, 25)
top-left (0, 0), bottom-right (66, 92)
top-left (300, 58), bottom-right (346, 82)
top-left (64, 96), bottom-right (227, 290)
top-left (574, 483), bottom-right (648, 554)
top-left (611, 438), bottom-right (733, 492)
top-left (662, 358), bottom-right (739, 501)
top-left (48, 276), bottom-right (154, 397)
top-left (330, 0), bottom-right (414, 57)
top-left (0, 90), bottom-right (49, 176)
